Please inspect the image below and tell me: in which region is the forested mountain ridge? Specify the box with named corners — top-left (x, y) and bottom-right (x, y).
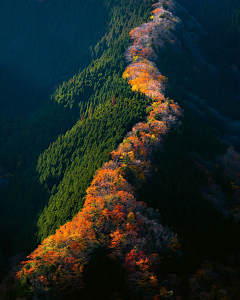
top-left (0, 0), bottom-right (154, 253)
top-left (0, 0), bottom-right (240, 298)
top-left (2, 1), bottom-right (185, 298)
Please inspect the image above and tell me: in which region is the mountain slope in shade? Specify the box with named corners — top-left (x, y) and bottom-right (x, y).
top-left (0, 0), bottom-right (109, 116)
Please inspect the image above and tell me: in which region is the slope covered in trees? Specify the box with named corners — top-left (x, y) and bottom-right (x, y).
top-left (1, 0), bottom-right (240, 298)
top-left (1, 99), bottom-right (183, 299)
top-left (0, 0), bottom-right (155, 254)
top-left (0, 5), bottom-right (185, 296)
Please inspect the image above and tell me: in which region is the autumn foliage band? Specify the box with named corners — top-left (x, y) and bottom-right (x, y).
top-left (10, 97), bottom-right (183, 300)
top-left (0, 1), bottom-right (184, 299)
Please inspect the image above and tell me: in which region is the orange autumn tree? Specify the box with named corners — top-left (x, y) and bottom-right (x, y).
top-left (123, 60), bottom-right (167, 99)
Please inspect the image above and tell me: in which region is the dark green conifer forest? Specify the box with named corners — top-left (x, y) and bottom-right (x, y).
top-left (0, 0), bottom-right (240, 299)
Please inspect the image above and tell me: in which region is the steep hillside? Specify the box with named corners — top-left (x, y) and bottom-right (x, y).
top-left (0, 0), bottom-right (240, 298)
top-left (0, 0), bottom-right (154, 254)
top-left (1, 1), bottom-right (185, 297)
